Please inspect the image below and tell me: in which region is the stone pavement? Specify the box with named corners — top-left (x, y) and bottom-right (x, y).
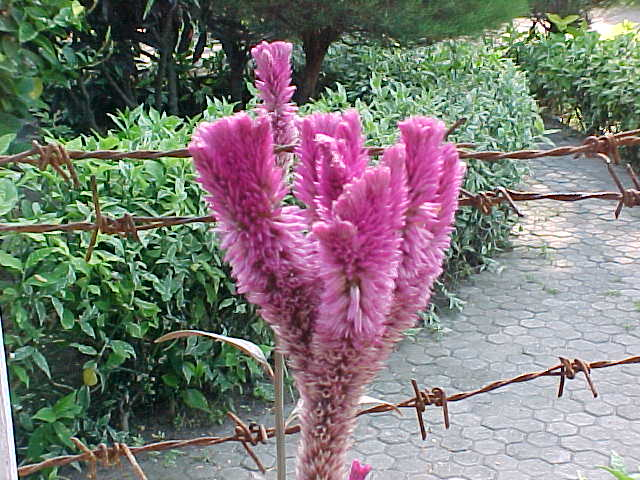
top-left (78, 126), bottom-right (640, 480)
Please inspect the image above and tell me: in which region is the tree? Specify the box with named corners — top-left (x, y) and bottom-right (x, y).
top-left (198, 3), bottom-right (275, 103)
top-left (227, 0), bottom-right (532, 102)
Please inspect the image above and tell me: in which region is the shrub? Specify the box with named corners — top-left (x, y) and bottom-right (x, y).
top-left (506, 25), bottom-right (640, 138)
top-left (0, 101), bottom-right (275, 472)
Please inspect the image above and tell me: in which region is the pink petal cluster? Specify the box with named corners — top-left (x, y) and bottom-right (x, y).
top-left (189, 41), bottom-right (465, 480)
top-left (348, 460), bottom-right (372, 480)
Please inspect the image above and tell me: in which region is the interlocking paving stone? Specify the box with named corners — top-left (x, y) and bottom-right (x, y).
top-left (68, 127), bottom-right (640, 479)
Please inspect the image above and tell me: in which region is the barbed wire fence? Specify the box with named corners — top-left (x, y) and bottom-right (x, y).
top-left (1, 125), bottom-right (639, 478)
top-left (14, 355), bottom-right (640, 478)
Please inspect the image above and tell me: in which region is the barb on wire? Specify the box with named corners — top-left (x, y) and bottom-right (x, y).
top-left (594, 154), bottom-right (640, 218)
top-left (16, 354), bottom-right (640, 477)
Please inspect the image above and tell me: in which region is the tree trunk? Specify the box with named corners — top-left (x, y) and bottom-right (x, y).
top-left (221, 38), bottom-right (249, 104)
top-left (295, 28), bottom-right (339, 104)
top-left (154, 5), bottom-right (178, 112)
top-left (168, 59), bottom-right (179, 115)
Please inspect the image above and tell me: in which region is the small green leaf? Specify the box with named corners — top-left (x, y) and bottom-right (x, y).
top-left (71, 343), bottom-right (97, 355)
top-left (53, 392), bottom-right (81, 418)
top-left (18, 22), bottom-right (38, 43)
top-left (25, 248), bottom-right (57, 269)
top-left (126, 322), bottom-right (143, 338)
top-left (105, 351), bottom-right (126, 369)
top-left (51, 297), bottom-right (72, 329)
top-left (33, 407), bottom-right (57, 423)
top-left (143, 0), bottom-right (155, 19)
top-left (31, 350), bottom-right (51, 378)
top-left (182, 362), bottom-right (195, 384)
top-left (0, 133), bottom-right (15, 154)
top-left (0, 251), bottom-right (22, 272)
top-left (53, 422), bottom-right (75, 448)
top-left (110, 340), bottom-right (136, 359)
top-left (0, 178), bottom-right (18, 215)
top-left (161, 373), bottom-right (179, 388)
top-left (71, 1), bottom-right (84, 17)
top-left (219, 298), bottom-right (234, 309)
top-left (181, 388), bottom-right (210, 412)
top-left (79, 319), bottom-right (95, 338)
top-left (10, 365), bottom-right (29, 387)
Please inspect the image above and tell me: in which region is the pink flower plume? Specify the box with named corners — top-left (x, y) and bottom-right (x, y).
top-left (251, 41), bottom-right (298, 167)
top-left (313, 165), bottom-right (404, 344)
top-left (190, 41), bottom-right (465, 480)
top-left (385, 117), bottom-right (465, 336)
top-left (294, 110), bottom-right (367, 223)
top-left (189, 113), bottom-right (316, 350)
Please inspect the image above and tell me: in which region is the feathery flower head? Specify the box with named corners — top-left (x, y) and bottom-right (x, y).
top-left (294, 110), bottom-right (367, 222)
top-left (252, 41), bottom-right (298, 168)
top-left (252, 41), bottom-right (296, 110)
top-left (312, 165), bottom-right (404, 345)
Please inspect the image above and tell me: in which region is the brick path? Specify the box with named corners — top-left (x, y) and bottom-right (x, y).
top-left (78, 125), bottom-right (640, 480)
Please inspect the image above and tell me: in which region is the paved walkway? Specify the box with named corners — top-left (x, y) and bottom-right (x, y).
top-left (78, 126), bottom-right (640, 479)
top-left (592, 6), bottom-right (640, 35)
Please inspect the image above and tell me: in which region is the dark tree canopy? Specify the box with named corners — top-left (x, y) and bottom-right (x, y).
top-left (229, 0), bottom-right (531, 101)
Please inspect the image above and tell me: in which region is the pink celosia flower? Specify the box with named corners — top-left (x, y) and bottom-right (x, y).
top-left (190, 112), bottom-right (318, 358)
top-left (313, 165), bottom-right (404, 344)
top-left (251, 41), bottom-right (298, 168)
top-left (190, 41), bottom-right (464, 480)
top-left (348, 460), bottom-right (372, 480)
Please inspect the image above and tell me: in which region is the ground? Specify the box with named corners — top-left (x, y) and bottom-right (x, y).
top-left (592, 6), bottom-right (640, 35)
top-left (64, 114), bottom-right (640, 480)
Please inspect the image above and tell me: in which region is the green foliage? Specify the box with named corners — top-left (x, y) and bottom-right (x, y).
top-left (529, 0), bottom-right (633, 18)
top-left (308, 40), bottom-right (544, 316)
top-left (241, 0), bottom-right (531, 41)
top-left (578, 452), bottom-right (640, 479)
top-left (0, 0), bottom-right (91, 148)
top-left (236, 0), bottom-right (531, 102)
top-left (505, 23), bottom-right (640, 138)
top-left (0, 100), bottom-right (275, 472)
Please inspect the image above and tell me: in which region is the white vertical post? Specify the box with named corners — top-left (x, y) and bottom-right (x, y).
top-left (0, 313), bottom-right (18, 480)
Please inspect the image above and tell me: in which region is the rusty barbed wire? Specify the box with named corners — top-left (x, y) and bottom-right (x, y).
top-left (16, 354), bottom-right (640, 477)
top-left (1, 146), bottom-right (637, 261)
top-left (0, 184), bottom-right (636, 239)
top-left (2, 127), bottom-right (640, 184)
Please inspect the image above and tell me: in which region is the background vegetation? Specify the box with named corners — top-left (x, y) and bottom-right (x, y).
top-left (503, 13), bottom-right (640, 163)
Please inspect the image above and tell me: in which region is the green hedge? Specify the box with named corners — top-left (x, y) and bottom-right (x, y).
top-left (0, 102), bottom-right (277, 470)
top-left (507, 26), bottom-right (640, 138)
top-left (0, 40), bottom-right (543, 474)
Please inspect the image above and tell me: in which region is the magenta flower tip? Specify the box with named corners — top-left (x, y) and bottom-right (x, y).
top-left (251, 40), bottom-right (296, 106)
top-left (348, 459), bottom-right (372, 480)
top-left (251, 40), bottom-right (298, 167)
